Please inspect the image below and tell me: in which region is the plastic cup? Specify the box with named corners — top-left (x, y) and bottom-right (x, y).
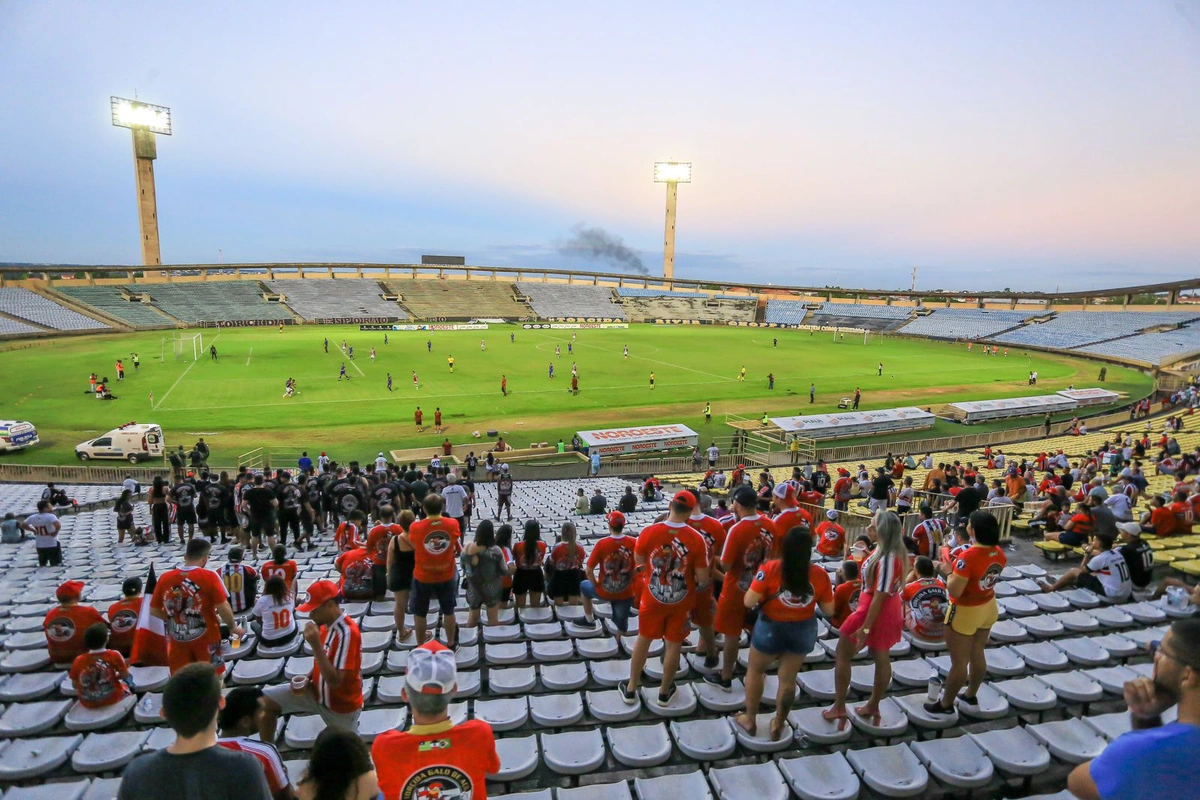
top-left (291, 676), bottom-right (309, 695)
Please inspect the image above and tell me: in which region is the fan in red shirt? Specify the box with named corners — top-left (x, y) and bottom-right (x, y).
top-left (150, 539), bottom-right (241, 676)
top-left (334, 511), bottom-right (367, 553)
top-left (687, 495), bottom-right (728, 667)
top-left (707, 486), bottom-right (780, 689)
top-left (405, 494), bottom-right (462, 647)
top-left (814, 509), bottom-right (847, 558)
top-left (619, 492), bottom-right (709, 707)
top-left (580, 512), bottom-right (638, 633)
top-left (900, 557), bottom-right (948, 642)
top-left (829, 561), bottom-right (861, 628)
top-left (336, 546), bottom-right (377, 601)
top-left (373, 640), bottom-right (500, 800)
top-left (69, 623), bottom-right (131, 709)
top-left (106, 577), bottom-right (144, 658)
top-left (218, 687), bottom-right (293, 800)
top-left (771, 482), bottom-right (813, 534)
top-left (1170, 491), bottom-right (1196, 534)
top-left (261, 545), bottom-right (298, 596)
top-left (44, 580), bottom-right (106, 665)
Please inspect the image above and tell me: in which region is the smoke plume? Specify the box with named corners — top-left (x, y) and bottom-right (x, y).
top-left (557, 224), bottom-right (649, 275)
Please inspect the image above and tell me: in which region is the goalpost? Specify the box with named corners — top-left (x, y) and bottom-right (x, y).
top-left (831, 327), bottom-right (873, 345)
top-left (164, 331), bottom-right (204, 362)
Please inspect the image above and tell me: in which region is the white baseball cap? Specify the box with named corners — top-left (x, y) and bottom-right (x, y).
top-left (501, 464), bottom-right (509, 472)
top-left (405, 641), bottom-right (457, 695)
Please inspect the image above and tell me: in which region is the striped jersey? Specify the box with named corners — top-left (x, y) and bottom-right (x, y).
top-left (313, 613), bottom-right (362, 713)
top-left (861, 553), bottom-right (905, 596)
top-left (218, 736), bottom-right (289, 797)
top-left (220, 563), bottom-right (258, 613)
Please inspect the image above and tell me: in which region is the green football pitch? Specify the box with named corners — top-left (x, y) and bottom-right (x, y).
top-left (0, 323), bottom-right (1150, 467)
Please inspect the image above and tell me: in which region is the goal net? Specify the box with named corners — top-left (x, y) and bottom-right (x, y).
top-left (169, 332), bottom-right (204, 362)
top-left (831, 328), bottom-right (872, 345)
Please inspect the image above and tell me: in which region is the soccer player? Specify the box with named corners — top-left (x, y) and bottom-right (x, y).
top-left (704, 402), bottom-right (712, 423)
top-left (853, 387), bottom-right (861, 409)
top-left (348, 345), bottom-right (354, 360)
top-left (878, 361), bottom-right (883, 376)
top-left (620, 491), bottom-right (709, 705)
top-left (434, 407), bottom-right (443, 433)
top-left (548, 363), bottom-right (554, 379)
top-left (571, 373), bottom-right (579, 395)
top-left (412, 370), bottom-right (419, 390)
top-left (739, 365), bottom-right (746, 381)
top-left (623, 345), bottom-right (629, 359)
top-left (810, 382), bottom-right (816, 403)
top-left (554, 345), bottom-right (561, 358)
top-left (370, 347), bottom-right (375, 361)
top-left (768, 372), bottom-right (774, 390)
top-left (152, 539), bottom-right (241, 676)
top-left (387, 372), bottom-right (393, 392)
top-left (480, 338), bottom-right (486, 351)
top-left (131, 352), bottom-right (139, 370)
top-left (323, 337), bottom-right (328, 353)
top-left (384, 332), bottom-right (388, 344)
top-left (338, 362), bottom-right (348, 381)
top-left (217, 687), bottom-right (293, 800)
top-left (116, 359), bottom-right (124, 381)
top-left (649, 371), bottom-right (655, 390)
top-left (414, 407), bottom-right (424, 432)
top-left (567, 341), bottom-right (573, 354)
top-left (44, 580), bottom-right (105, 665)
top-left (510, 332), bottom-right (515, 343)
top-left (501, 374), bottom-right (508, 396)
top-left (210, 344), bottom-right (218, 361)
top-left (427, 339), bottom-right (432, 352)
top-left (447, 355), bottom-right (454, 372)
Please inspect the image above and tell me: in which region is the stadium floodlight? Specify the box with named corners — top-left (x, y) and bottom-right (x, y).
top-left (110, 97), bottom-right (172, 135)
top-left (652, 161), bottom-right (691, 280)
top-left (111, 96), bottom-right (171, 269)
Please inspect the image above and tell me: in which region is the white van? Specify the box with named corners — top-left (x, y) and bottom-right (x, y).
top-left (75, 422), bottom-right (165, 464)
top-left (0, 421), bottom-right (39, 453)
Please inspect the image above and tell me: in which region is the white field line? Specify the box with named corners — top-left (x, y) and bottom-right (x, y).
top-left (155, 334), bottom-right (221, 410)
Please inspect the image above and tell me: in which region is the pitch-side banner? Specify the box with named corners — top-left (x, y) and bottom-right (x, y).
top-left (950, 394), bottom-right (1077, 423)
top-left (1056, 388), bottom-right (1119, 407)
top-left (359, 323), bottom-right (489, 331)
top-left (522, 322), bottom-right (629, 330)
top-left (770, 407), bottom-right (935, 439)
top-left (577, 423), bottom-right (698, 455)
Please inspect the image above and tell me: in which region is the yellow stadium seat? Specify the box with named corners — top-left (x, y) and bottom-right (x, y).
top-left (1173, 560), bottom-right (1200, 578)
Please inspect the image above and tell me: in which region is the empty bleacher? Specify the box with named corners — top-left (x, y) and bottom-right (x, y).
top-left (53, 287), bottom-right (175, 330)
top-left (617, 295), bottom-right (757, 323)
top-left (387, 280), bottom-right (532, 320)
top-left (763, 300), bottom-right (810, 325)
top-left (518, 283), bottom-right (628, 320)
top-left (265, 280), bottom-right (409, 321)
top-left (993, 311), bottom-right (1200, 350)
top-left (808, 302), bottom-right (915, 332)
top-left (898, 308), bottom-right (1040, 340)
top-left (0, 289), bottom-right (109, 332)
top-left (1074, 322), bottom-right (1200, 366)
top-left (0, 317), bottom-right (45, 337)
top-left (613, 288), bottom-right (708, 299)
top-left (132, 282), bottom-right (294, 324)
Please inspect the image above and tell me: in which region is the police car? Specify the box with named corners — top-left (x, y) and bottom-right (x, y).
top-left (0, 421), bottom-right (39, 453)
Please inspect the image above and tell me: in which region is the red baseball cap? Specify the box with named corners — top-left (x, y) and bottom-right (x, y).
top-left (297, 580), bottom-right (340, 613)
top-left (772, 482), bottom-right (797, 503)
top-left (672, 491), bottom-right (697, 510)
top-left (605, 511), bottom-right (625, 527)
top-left (56, 580), bottom-right (85, 602)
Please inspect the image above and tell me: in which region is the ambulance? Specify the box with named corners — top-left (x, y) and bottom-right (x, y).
top-left (75, 422), bottom-right (165, 463)
top-left (0, 421), bottom-right (39, 453)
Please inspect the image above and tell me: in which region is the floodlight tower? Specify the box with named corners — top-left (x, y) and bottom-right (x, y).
top-left (110, 97), bottom-right (172, 268)
top-left (653, 161), bottom-right (691, 280)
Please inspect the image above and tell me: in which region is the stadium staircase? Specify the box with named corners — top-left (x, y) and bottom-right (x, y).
top-left (52, 286), bottom-right (180, 330)
top-left (37, 287), bottom-right (138, 332)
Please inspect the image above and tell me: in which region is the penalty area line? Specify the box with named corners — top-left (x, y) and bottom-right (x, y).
top-left (155, 334), bottom-right (221, 410)
top-left (245, 348), bottom-right (253, 366)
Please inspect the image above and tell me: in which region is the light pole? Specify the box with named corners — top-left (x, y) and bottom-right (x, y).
top-left (653, 162), bottom-right (691, 281)
top-left (111, 97), bottom-right (172, 269)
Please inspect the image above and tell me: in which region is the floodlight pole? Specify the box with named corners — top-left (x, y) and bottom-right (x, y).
top-left (129, 128), bottom-right (162, 270)
top-left (662, 181), bottom-right (679, 281)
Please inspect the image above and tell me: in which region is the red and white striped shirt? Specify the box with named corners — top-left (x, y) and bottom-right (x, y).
top-left (862, 553), bottom-right (905, 596)
top-left (314, 613), bottom-right (362, 714)
top-left (218, 736), bottom-right (289, 796)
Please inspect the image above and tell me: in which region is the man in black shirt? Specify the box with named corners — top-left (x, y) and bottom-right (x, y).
top-left (869, 468), bottom-right (894, 513)
top-left (1117, 521), bottom-right (1154, 589)
top-left (618, 486), bottom-right (638, 513)
top-left (952, 476), bottom-right (982, 529)
top-left (409, 472), bottom-right (430, 517)
top-left (275, 471), bottom-right (302, 548)
top-left (589, 489), bottom-right (608, 515)
top-left (118, 663), bottom-right (271, 800)
top-left (812, 462), bottom-right (831, 497)
top-left (171, 478), bottom-right (198, 543)
top-left (326, 468), bottom-right (365, 524)
top-left (241, 475), bottom-right (278, 560)
top-left (199, 476), bottom-right (230, 543)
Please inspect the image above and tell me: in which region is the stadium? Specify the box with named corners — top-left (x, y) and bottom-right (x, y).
top-left (2, 7), bottom-right (1200, 800)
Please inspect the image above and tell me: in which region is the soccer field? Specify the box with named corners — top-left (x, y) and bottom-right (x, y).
top-left (0, 323), bottom-right (1151, 466)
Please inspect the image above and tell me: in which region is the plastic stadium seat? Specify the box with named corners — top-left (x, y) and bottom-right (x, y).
top-left (891, 658), bottom-right (936, 687)
top-left (845, 743), bottom-right (929, 797)
top-left (257, 638), bottom-right (302, 658)
top-left (529, 692), bottom-right (585, 727)
top-left (492, 735), bottom-right (540, 782)
top-left (633, 770), bottom-right (713, 800)
top-left (997, 595), bottom-right (1038, 616)
top-left (643, 655), bottom-right (690, 682)
top-left (0, 649), bottom-right (51, 673)
top-left (778, 752), bottom-right (860, 800)
top-left (356, 708), bottom-right (405, 741)
top-left (693, 678), bottom-right (745, 712)
top-left (484, 624), bottom-right (522, 643)
top-left (1052, 636), bottom-right (1110, 667)
top-left (1083, 664), bottom-right (1139, 694)
top-left (1087, 606), bottom-right (1134, 628)
top-left (72, 730), bottom-right (151, 772)
top-left (82, 777), bottom-right (123, 799)
top-left (639, 684), bottom-right (697, 718)
top-left (284, 714), bottom-right (327, 749)
top-left (788, 705), bottom-right (853, 745)
top-left (0, 671), bottom-right (65, 701)
top-left (5, 781), bottom-right (91, 800)
top-left (1059, 588), bottom-right (1102, 609)
top-left (988, 620), bottom-right (1029, 643)
top-left (0, 699), bottom-right (71, 736)
top-left (1084, 710), bottom-right (1133, 742)
top-left (992, 677), bottom-right (1058, 710)
top-left (619, 635), bottom-right (662, 658)
top-left (576, 637), bottom-right (619, 659)
top-left (488, 666), bottom-right (537, 695)
top-left (450, 646), bottom-right (479, 669)
top-left (541, 662), bottom-right (588, 691)
top-left (1124, 601), bottom-right (1168, 624)
top-left (1030, 593), bottom-right (1071, 613)
top-left (64, 695), bottom-right (137, 731)
top-left (474, 698), bottom-right (529, 732)
top-left (848, 697), bottom-right (908, 737)
top-left (606, 722), bottom-right (673, 767)
top-left (558, 781), bottom-right (632, 800)
top-left (797, 668), bottom-right (837, 700)
top-left (0, 733), bottom-right (83, 780)
top-left (1017, 792), bottom-right (1076, 800)
top-left (541, 728), bottom-right (606, 775)
top-left (587, 689), bottom-right (642, 723)
top-left (126, 666), bottom-right (169, 692)
top-left (497, 791), bottom-right (552, 800)
top-left (1027, 718), bottom-right (1107, 763)
top-left (896, 692), bottom-right (959, 730)
top-left (708, 762), bottom-right (790, 800)
top-left (360, 651), bottom-right (384, 675)
top-left (531, 640), bottom-right (574, 661)
top-left (1008, 578), bottom-right (1043, 595)
top-left (1053, 610), bottom-right (1102, 633)
top-left (588, 660), bottom-right (629, 687)
top-left (4, 632), bottom-right (51, 651)
top-left (1012, 642), bottom-right (1069, 671)
top-left (519, 607), bottom-right (554, 623)
top-left (142, 726), bottom-right (175, 751)
top-left (669, 718), bottom-right (737, 760)
top-left (1090, 633), bottom-right (1140, 659)
top-left (231, 657), bottom-right (284, 685)
top-left (133, 693), bottom-right (162, 724)
top-left (1035, 671), bottom-right (1104, 703)
top-left (375, 675), bottom-right (406, 704)
top-left (486, 642), bottom-right (529, 665)
top-left (911, 735), bottom-right (994, 788)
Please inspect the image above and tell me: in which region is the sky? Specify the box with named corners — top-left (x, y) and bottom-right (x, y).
top-left (1, 1), bottom-right (1198, 292)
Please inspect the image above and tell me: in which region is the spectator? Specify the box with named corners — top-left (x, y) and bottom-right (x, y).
top-left (0, 511), bottom-right (21, 543)
top-left (618, 486), bottom-right (638, 513)
top-left (1117, 521), bottom-right (1155, 591)
top-left (461, 520), bottom-right (507, 627)
top-left (512, 520), bottom-right (547, 610)
top-left (735, 526), bottom-right (834, 740)
top-left (926, 511), bottom-right (1005, 715)
top-left (868, 467), bottom-right (894, 512)
top-left (220, 546), bottom-right (259, 615)
top-left (251, 576), bottom-right (298, 647)
top-left (217, 687), bottom-right (294, 800)
top-left (118, 663), bottom-right (272, 800)
top-left (45, 580), bottom-right (105, 665)
top-left (151, 538), bottom-right (241, 676)
top-left (814, 509), bottom-right (847, 558)
top-left (581, 512), bottom-right (636, 632)
top-left (1067, 619), bottom-right (1200, 800)
top-left (70, 623), bottom-right (131, 709)
top-left (107, 577), bottom-right (144, 658)
top-left (296, 728), bottom-right (377, 800)
top-left (259, 580), bottom-right (363, 742)
top-left (547, 521), bottom-right (587, 607)
top-left (829, 560), bottom-right (861, 628)
top-left (22, 500), bottom-right (62, 566)
top-left (441, 473), bottom-right (469, 532)
top-left (335, 540), bottom-right (376, 602)
top-left (372, 641), bottom-right (499, 799)
top-left (405, 494), bottom-right (461, 647)
top-left (574, 488), bottom-right (589, 515)
top-left (386, 509), bottom-right (416, 641)
top-left (1039, 531), bottom-right (1133, 602)
top-left (589, 488), bottom-right (608, 515)
top-left (900, 557), bottom-right (947, 643)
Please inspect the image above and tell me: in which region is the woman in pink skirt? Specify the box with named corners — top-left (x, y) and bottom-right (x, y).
top-left (823, 509), bottom-right (907, 725)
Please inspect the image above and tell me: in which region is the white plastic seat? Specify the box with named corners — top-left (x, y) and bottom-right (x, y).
top-left (797, 668), bottom-right (837, 700)
top-left (955, 682), bottom-right (1010, 719)
top-left (619, 635), bottom-right (662, 658)
top-left (634, 769), bottom-right (713, 800)
top-left (588, 659), bottom-right (629, 687)
top-left (1035, 671), bottom-right (1104, 703)
top-left (848, 696), bottom-right (907, 737)
top-left (5, 780), bottom-right (91, 800)
top-left (0, 671), bottom-right (65, 701)
top-left (643, 655), bottom-right (689, 682)
top-left (133, 693), bottom-right (162, 724)
top-left (1019, 615), bottom-right (1065, 639)
top-left (559, 781), bottom-right (632, 800)
top-left (902, 631), bottom-right (946, 652)
top-left (778, 751), bottom-right (860, 800)
top-left (82, 777), bottom-right (123, 799)
top-left (911, 735), bottom-right (994, 788)
top-left (1027, 718), bottom-right (1107, 763)
top-left (360, 650), bottom-right (384, 675)
top-left (1083, 710), bottom-right (1133, 741)
top-left (891, 658), bottom-right (935, 687)
top-left (639, 683), bottom-right (697, 718)
top-left (450, 645), bottom-right (478, 669)
top-left (607, 721), bottom-right (672, 766)
top-left (1090, 632), bottom-right (1140, 659)
top-left (1030, 592), bottom-right (1071, 613)
top-left (126, 666), bottom-right (169, 692)
top-left (72, 729), bottom-right (151, 772)
top-left (64, 695), bottom-right (137, 731)
top-left (531, 640), bottom-right (574, 661)
top-left (1012, 642), bottom-right (1069, 671)
top-left (996, 596), bottom-right (1038, 616)
top-left (283, 714), bottom-right (327, 749)
top-left (474, 697), bottom-right (529, 731)
top-left (992, 677), bottom-right (1058, 710)
top-left (0, 649), bottom-right (51, 673)
top-left (356, 707), bottom-right (405, 741)
top-left (519, 606), bottom-right (554, 623)
top-left (1053, 637), bottom-right (1110, 667)
top-left (284, 656), bottom-right (313, 680)
top-left (669, 717), bottom-right (737, 760)
top-left (1087, 606), bottom-right (1134, 628)
top-left (988, 620), bottom-right (1028, 643)
top-left (0, 733), bottom-right (83, 780)
top-left (849, 664), bottom-right (888, 694)
top-left (375, 675), bottom-right (407, 704)
top-left (708, 762), bottom-right (790, 800)
top-left (231, 657), bottom-right (284, 685)
top-left (1124, 601), bottom-right (1168, 624)
top-left (896, 692), bottom-right (959, 729)
top-left (541, 728), bottom-right (606, 775)
top-left (587, 689), bottom-right (641, 723)
top-left (1059, 588), bottom-right (1101, 609)
top-left (576, 637), bottom-right (619, 659)
top-left (142, 726), bottom-right (175, 751)
top-left (256, 637), bottom-right (302, 658)
top-left (483, 624), bottom-right (522, 643)
top-left (730, 713), bottom-right (793, 753)
top-left (541, 662), bottom-right (588, 691)
top-left (1008, 578), bottom-right (1043, 595)
top-left (529, 692), bottom-right (585, 727)
top-left (985, 646), bottom-right (1026, 676)
top-left (493, 734), bottom-right (539, 781)
top-left (3, 631), bottom-right (49, 651)
top-left (488, 666), bottom-right (536, 694)
top-left (0, 698), bottom-right (71, 736)
top-left (524, 622), bottom-right (565, 641)
top-left (693, 678), bottom-right (746, 713)
top-left (486, 642), bottom-right (528, 665)
top-left (1083, 664), bottom-right (1139, 694)
top-left (454, 669), bottom-right (480, 697)
top-left (845, 743), bottom-right (928, 797)
top-left (1053, 610), bottom-right (1101, 632)
top-left (788, 705), bottom-right (853, 744)
top-left (359, 615), bottom-right (396, 632)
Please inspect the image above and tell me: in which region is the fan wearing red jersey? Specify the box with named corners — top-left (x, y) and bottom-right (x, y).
top-left (688, 496), bottom-right (728, 668)
top-left (900, 557), bottom-right (948, 642)
top-left (581, 512), bottom-right (638, 632)
top-left (336, 546), bottom-right (377, 602)
top-left (373, 640), bottom-right (500, 800)
top-left (365, 506), bottom-right (403, 600)
top-left (150, 539), bottom-right (241, 676)
top-left (814, 508), bottom-right (847, 558)
top-left (707, 486), bottom-right (780, 689)
top-left (218, 687), bottom-right (295, 800)
top-left (334, 511), bottom-right (367, 554)
top-left (619, 492), bottom-right (710, 707)
top-left (106, 577), bottom-right (144, 658)
top-left (404, 494), bottom-right (461, 647)
top-left (771, 482), bottom-right (813, 535)
top-left (44, 580), bottom-right (106, 665)
top-left (69, 624), bottom-right (131, 709)
top-left (260, 545), bottom-right (298, 597)
top-left (259, 580), bottom-right (363, 743)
